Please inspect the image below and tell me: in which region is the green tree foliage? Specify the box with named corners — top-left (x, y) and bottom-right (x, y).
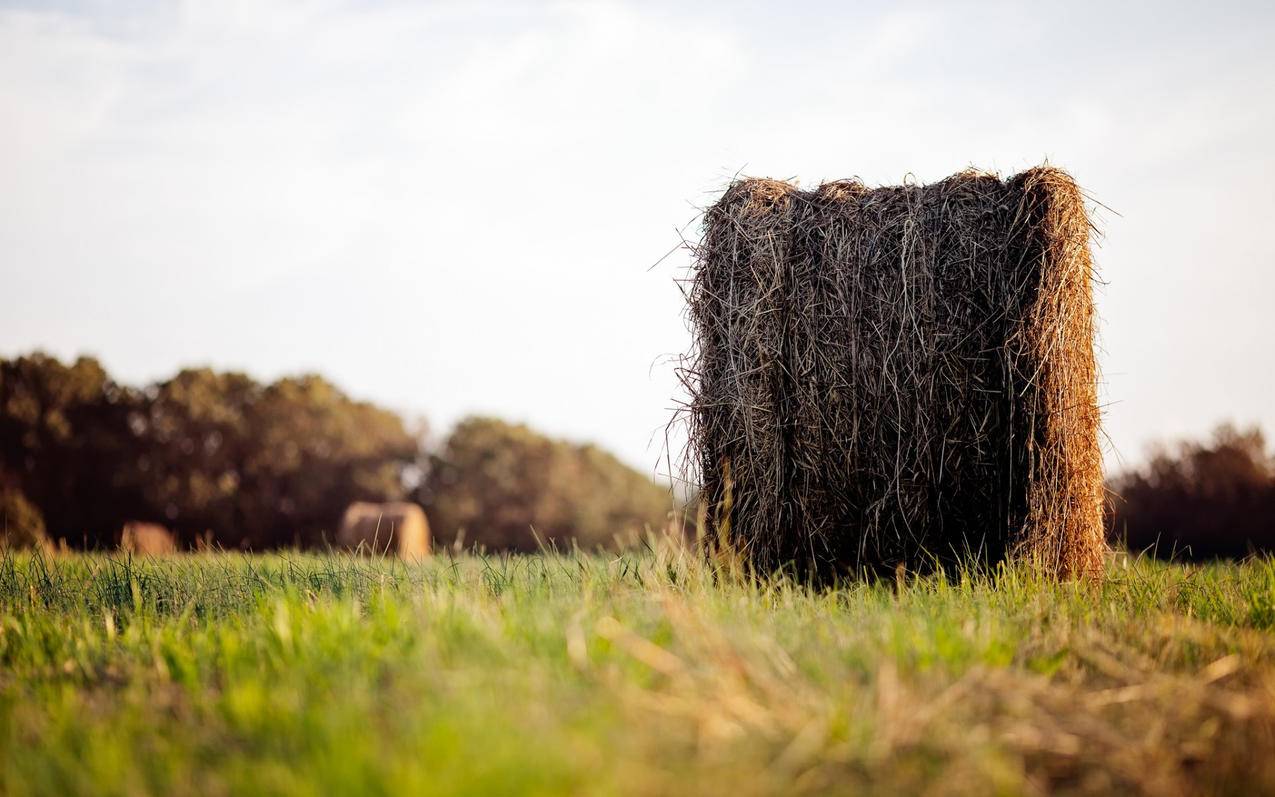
top-left (0, 353), bottom-right (142, 546)
top-left (1109, 423), bottom-right (1275, 559)
top-left (133, 368), bottom-right (260, 545)
top-left (1, 353), bottom-right (421, 549)
top-left (132, 370), bottom-right (420, 549)
top-left (2, 353), bottom-right (670, 553)
top-left (424, 417), bottom-right (672, 552)
top-left (236, 374), bottom-right (418, 548)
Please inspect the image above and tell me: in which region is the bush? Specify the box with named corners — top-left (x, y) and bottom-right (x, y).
top-left (1108, 423), bottom-right (1275, 560)
top-left (424, 417), bottom-right (672, 552)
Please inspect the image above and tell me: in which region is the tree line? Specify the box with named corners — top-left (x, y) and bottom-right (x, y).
top-left (7, 351), bottom-right (1268, 560)
top-left (1108, 423), bottom-right (1275, 560)
top-left (1, 352), bottom-right (673, 551)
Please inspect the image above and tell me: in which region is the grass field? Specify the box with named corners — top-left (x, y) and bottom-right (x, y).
top-left (2, 548), bottom-right (1275, 796)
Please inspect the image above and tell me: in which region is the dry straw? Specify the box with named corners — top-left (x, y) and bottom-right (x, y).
top-left (679, 167), bottom-right (1104, 580)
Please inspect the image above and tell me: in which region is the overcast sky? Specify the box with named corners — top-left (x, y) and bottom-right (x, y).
top-left (3, 0), bottom-right (1273, 476)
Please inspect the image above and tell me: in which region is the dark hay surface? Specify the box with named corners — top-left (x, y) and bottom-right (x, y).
top-left (680, 167), bottom-right (1103, 580)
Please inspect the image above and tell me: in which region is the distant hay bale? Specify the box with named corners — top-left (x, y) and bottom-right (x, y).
top-left (681, 167), bottom-right (1104, 580)
top-left (337, 502), bottom-right (430, 559)
top-left (120, 522), bottom-right (177, 555)
top-left (0, 488), bottom-right (49, 550)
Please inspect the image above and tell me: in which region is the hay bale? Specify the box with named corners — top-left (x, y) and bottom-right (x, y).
top-left (120, 522), bottom-right (177, 555)
top-left (0, 488), bottom-right (49, 550)
top-left (337, 501), bottom-right (430, 559)
top-left (682, 167), bottom-right (1103, 580)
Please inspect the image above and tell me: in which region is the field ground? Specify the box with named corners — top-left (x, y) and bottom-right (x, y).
top-left (2, 548), bottom-right (1275, 796)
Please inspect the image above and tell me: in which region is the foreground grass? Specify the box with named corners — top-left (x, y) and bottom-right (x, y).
top-left (2, 549), bottom-right (1275, 796)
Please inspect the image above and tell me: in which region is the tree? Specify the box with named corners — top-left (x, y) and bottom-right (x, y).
top-left (136, 370), bottom-right (421, 549)
top-left (0, 353), bottom-right (142, 546)
top-left (1109, 423), bottom-right (1275, 560)
top-left (1, 353), bottom-right (423, 550)
top-left (424, 417), bottom-right (672, 552)
top-left (238, 374), bottom-right (419, 548)
top-left (129, 367), bottom-right (261, 546)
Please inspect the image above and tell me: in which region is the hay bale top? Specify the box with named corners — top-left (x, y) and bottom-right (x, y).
top-left (715, 166), bottom-right (1083, 221)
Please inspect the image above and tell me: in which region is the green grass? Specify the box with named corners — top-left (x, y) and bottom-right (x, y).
top-left (2, 547), bottom-right (1275, 796)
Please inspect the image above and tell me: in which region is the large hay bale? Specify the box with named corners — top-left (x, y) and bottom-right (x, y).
top-left (337, 501), bottom-right (430, 559)
top-left (682, 167), bottom-right (1103, 580)
top-left (120, 522), bottom-right (177, 555)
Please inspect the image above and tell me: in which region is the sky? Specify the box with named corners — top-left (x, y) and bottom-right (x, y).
top-left (2, 0), bottom-right (1274, 477)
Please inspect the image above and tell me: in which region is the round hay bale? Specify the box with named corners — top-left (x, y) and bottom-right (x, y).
top-left (120, 522), bottom-right (178, 555)
top-left (0, 488), bottom-right (49, 550)
top-left (681, 166), bottom-right (1103, 580)
top-left (337, 501), bottom-right (430, 559)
